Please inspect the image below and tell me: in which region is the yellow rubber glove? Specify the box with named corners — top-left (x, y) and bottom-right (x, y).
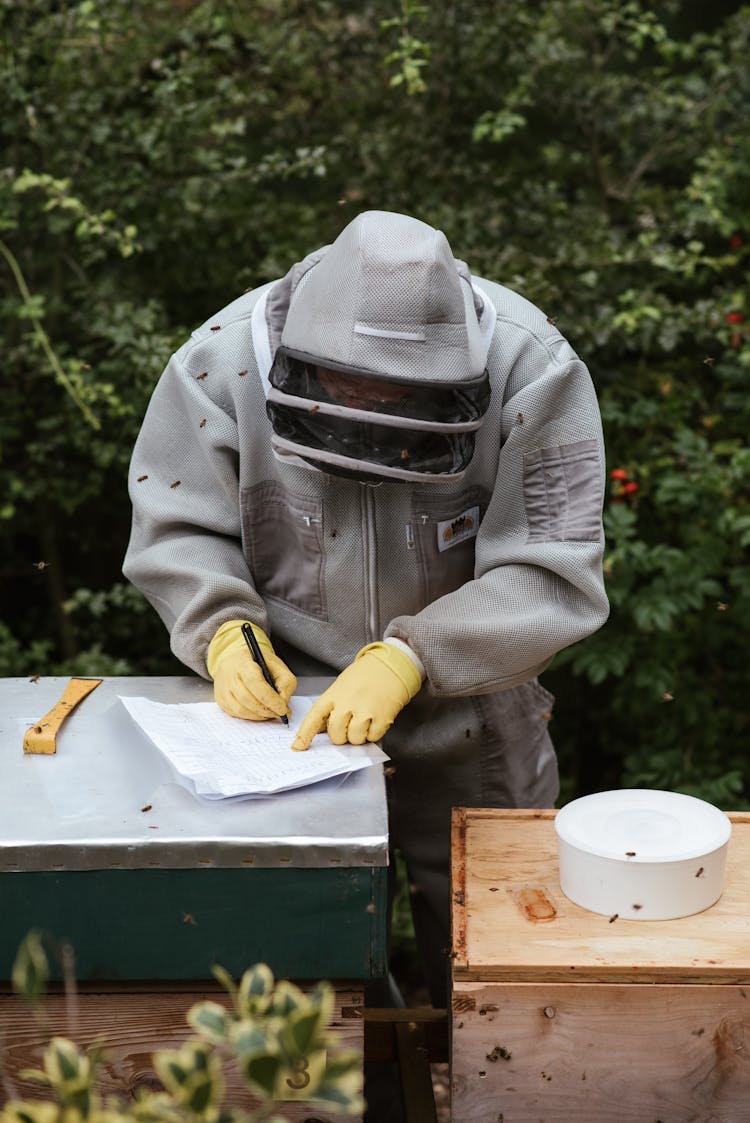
top-left (291, 641), bottom-right (422, 751)
top-left (207, 620), bottom-right (297, 721)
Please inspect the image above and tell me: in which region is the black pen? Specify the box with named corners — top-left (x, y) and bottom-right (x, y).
top-left (241, 623), bottom-right (289, 725)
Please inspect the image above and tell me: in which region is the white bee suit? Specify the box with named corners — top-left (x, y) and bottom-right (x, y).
top-left (124, 211), bottom-right (609, 1003)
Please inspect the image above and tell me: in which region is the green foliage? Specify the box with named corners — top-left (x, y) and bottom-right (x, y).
top-left (6, 935), bottom-right (362, 1123)
top-left (11, 931), bottom-right (49, 1007)
top-left (1, 0), bottom-right (749, 823)
top-left (381, 1), bottom-right (431, 95)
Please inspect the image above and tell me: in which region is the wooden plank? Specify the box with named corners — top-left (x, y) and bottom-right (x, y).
top-left (461, 807), bottom-right (556, 821)
top-left (451, 981), bottom-right (750, 1122)
top-left (360, 1008), bottom-right (448, 1064)
top-left (454, 810), bottom-right (750, 982)
top-left (395, 1020), bottom-right (437, 1123)
top-left (450, 808), bottom-right (468, 970)
top-left (0, 986), bottom-right (363, 1122)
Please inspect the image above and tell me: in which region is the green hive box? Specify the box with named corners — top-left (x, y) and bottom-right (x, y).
top-left (0, 677), bottom-right (388, 982)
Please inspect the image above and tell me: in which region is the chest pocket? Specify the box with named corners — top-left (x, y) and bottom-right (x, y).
top-left (240, 482), bottom-right (327, 619)
top-left (411, 488), bottom-right (487, 605)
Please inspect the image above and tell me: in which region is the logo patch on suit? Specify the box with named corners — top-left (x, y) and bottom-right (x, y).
top-left (436, 506), bottom-right (480, 552)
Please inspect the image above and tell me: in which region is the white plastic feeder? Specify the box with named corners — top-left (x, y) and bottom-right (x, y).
top-left (555, 788), bottom-right (732, 921)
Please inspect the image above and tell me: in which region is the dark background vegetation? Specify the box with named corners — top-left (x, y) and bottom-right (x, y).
top-left (2, 1), bottom-right (748, 825)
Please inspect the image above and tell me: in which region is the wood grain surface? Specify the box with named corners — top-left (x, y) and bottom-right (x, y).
top-left (451, 809), bottom-right (750, 983)
top-left (0, 986), bottom-right (364, 1123)
top-left (451, 980), bottom-right (750, 1122)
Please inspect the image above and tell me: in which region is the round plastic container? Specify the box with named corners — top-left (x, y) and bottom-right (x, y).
top-left (555, 789), bottom-right (732, 921)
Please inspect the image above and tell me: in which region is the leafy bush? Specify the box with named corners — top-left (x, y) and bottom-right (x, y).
top-left (5, 932), bottom-right (362, 1123)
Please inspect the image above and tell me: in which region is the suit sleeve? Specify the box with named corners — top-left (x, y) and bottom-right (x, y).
top-left (384, 335), bottom-right (610, 696)
top-left (122, 348), bottom-right (268, 677)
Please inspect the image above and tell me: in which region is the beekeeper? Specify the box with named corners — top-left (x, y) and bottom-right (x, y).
top-left (124, 210), bottom-right (609, 1005)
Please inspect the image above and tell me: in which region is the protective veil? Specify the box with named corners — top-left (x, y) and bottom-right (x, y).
top-left (266, 212), bottom-right (494, 482)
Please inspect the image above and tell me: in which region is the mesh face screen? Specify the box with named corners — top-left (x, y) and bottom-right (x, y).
top-left (269, 351), bottom-right (490, 424)
top-left (266, 402), bottom-right (475, 476)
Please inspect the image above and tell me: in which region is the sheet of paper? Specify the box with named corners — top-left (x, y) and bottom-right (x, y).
top-left (119, 695), bottom-right (388, 800)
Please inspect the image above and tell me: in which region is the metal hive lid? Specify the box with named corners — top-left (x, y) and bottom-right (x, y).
top-left (0, 677), bottom-right (388, 871)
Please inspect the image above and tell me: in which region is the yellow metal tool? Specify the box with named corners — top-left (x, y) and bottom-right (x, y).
top-left (23, 677), bottom-right (102, 755)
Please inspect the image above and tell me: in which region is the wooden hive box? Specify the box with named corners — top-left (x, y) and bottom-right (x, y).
top-left (0, 675), bottom-right (390, 1123)
top-left (450, 807), bottom-right (750, 1123)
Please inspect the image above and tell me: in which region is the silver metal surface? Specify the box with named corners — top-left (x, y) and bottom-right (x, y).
top-left (0, 677), bottom-right (388, 871)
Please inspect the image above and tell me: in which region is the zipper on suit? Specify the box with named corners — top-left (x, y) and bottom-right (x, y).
top-left (361, 485), bottom-right (378, 642)
top-left (405, 514), bottom-right (429, 552)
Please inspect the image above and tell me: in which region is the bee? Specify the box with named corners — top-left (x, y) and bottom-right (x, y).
top-left (516, 412), bottom-right (524, 424)
top-left (703, 357), bottom-right (716, 366)
top-left (137, 474), bottom-right (148, 482)
top-left (632, 903), bottom-right (643, 911)
top-left (199, 419), bottom-right (207, 428)
top-left (609, 914), bottom-right (619, 923)
top-left (626, 851), bottom-right (636, 857)
top-left (29, 675), bottom-right (40, 683)
top-left (309, 404), bottom-right (320, 412)
top-left (547, 316), bottom-right (557, 326)
top-left (196, 372), bottom-right (208, 381)
top-left (170, 480), bottom-right (181, 489)
top-left (696, 867), bottom-right (704, 878)
top-left (210, 325), bottom-right (221, 332)
top-left (141, 804), bottom-right (152, 813)
top-left (400, 449), bottom-right (410, 460)
top-left (32, 561), bottom-right (50, 570)
top-left (182, 912), bottom-right (196, 925)
top-left (717, 602), bottom-right (728, 611)
top-left (238, 369), bottom-right (248, 377)
top-left (662, 691), bottom-right (674, 702)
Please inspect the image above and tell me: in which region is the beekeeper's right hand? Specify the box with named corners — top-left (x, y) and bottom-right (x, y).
top-left (207, 620), bottom-right (297, 721)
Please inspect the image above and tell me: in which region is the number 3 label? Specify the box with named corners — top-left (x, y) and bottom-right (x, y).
top-left (281, 1049), bottom-right (326, 1100)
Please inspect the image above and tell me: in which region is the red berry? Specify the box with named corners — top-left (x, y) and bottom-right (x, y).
top-left (729, 234), bottom-right (743, 250)
top-left (610, 468), bottom-right (629, 481)
top-left (623, 481), bottom-right (639, 495)
top-left (726, 311), bottom-right (744, 324)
